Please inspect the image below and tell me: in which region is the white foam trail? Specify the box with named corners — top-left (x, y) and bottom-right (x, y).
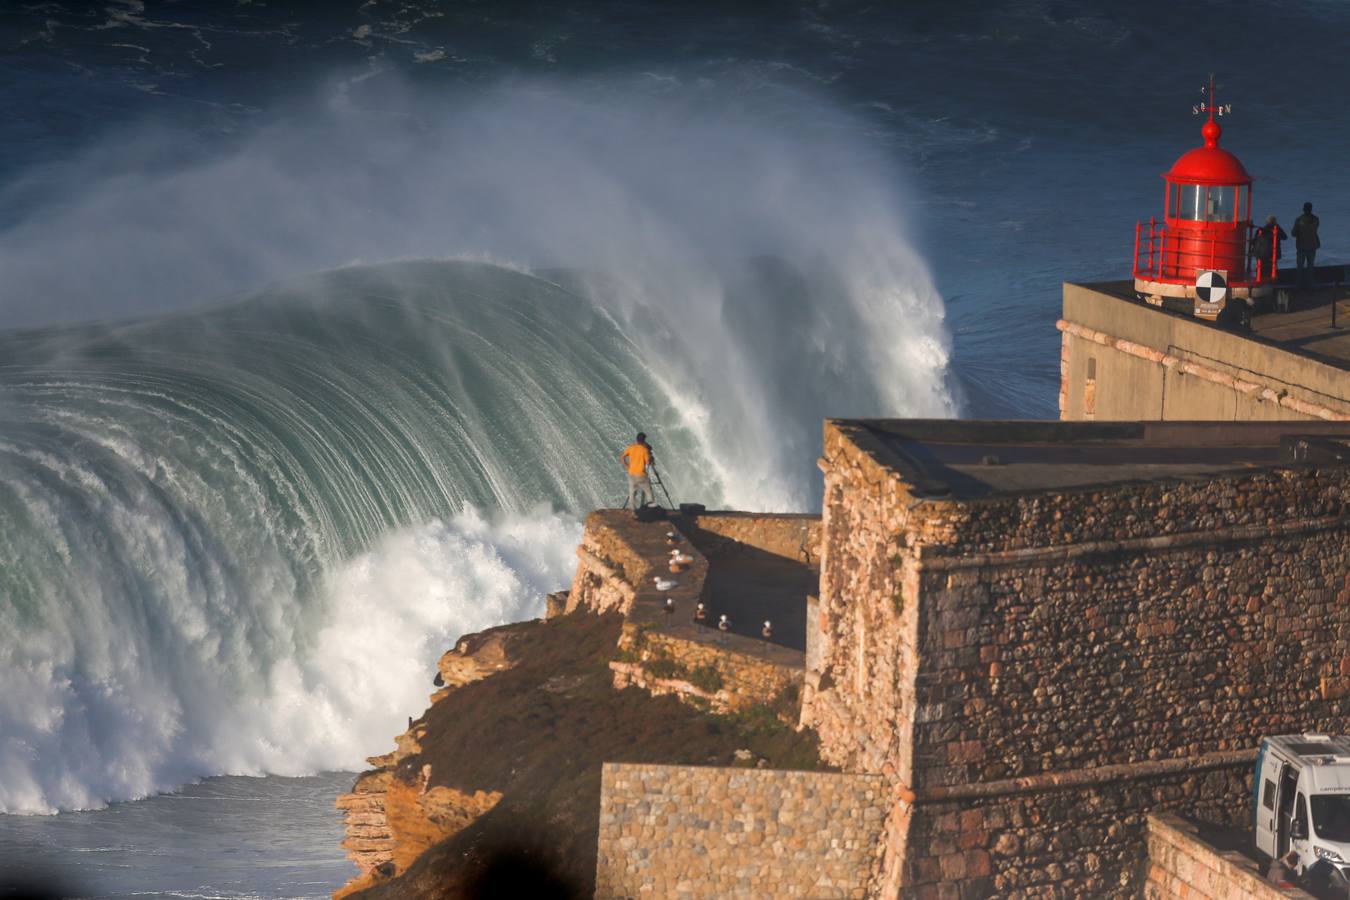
top-left (0, 508), bottom-right (579, 815)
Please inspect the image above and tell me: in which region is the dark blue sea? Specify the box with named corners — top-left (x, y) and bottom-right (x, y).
top-left (1, 1), bottom-right (1346, 895)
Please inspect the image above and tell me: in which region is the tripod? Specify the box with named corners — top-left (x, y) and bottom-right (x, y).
top-left (649, 465), bottom-right (675, 508)
top-left (622, 465), bottom-right (675, 510)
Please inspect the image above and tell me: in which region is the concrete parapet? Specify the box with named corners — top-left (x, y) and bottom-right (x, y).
top-left (1144, 813), bottom-right (1314, 899)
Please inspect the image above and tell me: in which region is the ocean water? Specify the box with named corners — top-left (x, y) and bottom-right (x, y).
top-left (0, 774), bottom-right (352, 900)
top-left (2, 1), bottom-right (1349, 896)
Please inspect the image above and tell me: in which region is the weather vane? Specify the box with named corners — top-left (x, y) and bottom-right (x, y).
top-left (1192, 73), bottom-right (1232, 118)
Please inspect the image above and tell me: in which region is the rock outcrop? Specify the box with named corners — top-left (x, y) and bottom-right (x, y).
top-left (332, 604), bottom-right (823, 898)
top-left (334, 626), bottom-right (521, 897)
top-left (335, 769), bottom-right (394, 884)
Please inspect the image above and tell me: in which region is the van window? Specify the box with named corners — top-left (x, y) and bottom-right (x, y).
top-left (1312, 796), bottom-right (1350, 842)
top-left (1295, 793), bottom-right (1309, 836)
top-left (1264, 779), bottom-right (1277, 810)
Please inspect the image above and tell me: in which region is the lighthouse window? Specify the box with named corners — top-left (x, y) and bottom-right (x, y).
top-left (1208, 185), bottom-right (1236, 221)
top-left (1175, 184), bottom-right (1237, 222)
top-left (1178, 184), bottom-right (1205, 221)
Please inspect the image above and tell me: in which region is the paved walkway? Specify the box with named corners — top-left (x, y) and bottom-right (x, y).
top-left (591, 508), bottom-right (809, 667)
top-left (692, 539), bottom-right (815, 651)
top-left (1251, 283), bottom-right (1350, 367)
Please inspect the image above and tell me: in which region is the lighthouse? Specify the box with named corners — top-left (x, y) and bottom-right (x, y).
top-left (1132, 78), bottom-right (1275, 322)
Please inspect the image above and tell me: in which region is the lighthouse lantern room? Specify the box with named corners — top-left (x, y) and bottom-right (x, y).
top-left (1133, 78), bottom-right (1275, 321)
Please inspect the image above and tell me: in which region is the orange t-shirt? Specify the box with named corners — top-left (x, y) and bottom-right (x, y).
top-left (624, 442), bottom-right (651, 476)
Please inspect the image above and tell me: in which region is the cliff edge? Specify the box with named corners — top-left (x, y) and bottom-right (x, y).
top-left (335, 607), bottom-right (822, 898)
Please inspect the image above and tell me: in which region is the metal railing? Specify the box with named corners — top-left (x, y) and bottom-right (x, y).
top-left (1133, 219), bottom-right (1279, 285)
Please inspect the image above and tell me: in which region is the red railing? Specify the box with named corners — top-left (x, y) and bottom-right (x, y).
top-left (1133, 219), bottom-right (1279, 285)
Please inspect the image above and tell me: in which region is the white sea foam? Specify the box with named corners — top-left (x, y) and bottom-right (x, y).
top-left (0, 508), bottom-right (579, 815)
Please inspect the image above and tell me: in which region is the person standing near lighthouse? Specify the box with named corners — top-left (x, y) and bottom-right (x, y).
top-left (1252, 215), bottom-right (1287, 281)
top-left (1292, 201), bottom-right (1321, 289)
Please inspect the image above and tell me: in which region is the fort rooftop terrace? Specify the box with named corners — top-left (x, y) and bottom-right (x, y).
top-left (835, 418), bottom-right (1350, 499)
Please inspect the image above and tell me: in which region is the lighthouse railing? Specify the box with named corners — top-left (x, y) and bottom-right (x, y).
top-left (1133, 221), bottom-right (1264, 284)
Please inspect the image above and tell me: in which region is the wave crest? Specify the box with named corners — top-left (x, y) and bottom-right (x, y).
top-left (0, 80), bottom-right (955, 813)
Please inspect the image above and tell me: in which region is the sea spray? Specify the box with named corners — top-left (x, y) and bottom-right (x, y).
top-left (0, 263), bottom-right (662, 814)
top-left (0, 506), bottom-right (580, 816)
top-left (0, 80), bottom-right (956, 508)
top-left (0, 80), bottom-right (955, 814)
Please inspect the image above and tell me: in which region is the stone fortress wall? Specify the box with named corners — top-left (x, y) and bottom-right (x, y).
top-left (577, 423), bottom-right (1350, 897)
top-left (579, 511), bottom-right (863, 896)
top-left (595, 763), bottom-right (885, 899)
top-left (802, 419), bottom-right (1350, 897)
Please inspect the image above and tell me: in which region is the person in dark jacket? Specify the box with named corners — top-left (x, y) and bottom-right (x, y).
top-left (1252, 215), bottom-right (1288, 281)
top-left (1292, 201), bottom-right (1321, 288)
top-left (1302, 855), bottom-right (1349, 894)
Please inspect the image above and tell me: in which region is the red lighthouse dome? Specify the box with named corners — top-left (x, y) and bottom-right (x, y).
top-left (1133, 81), bottom-right (1274, 321)
top-left (1165, 119), bottom-right (1251, 186)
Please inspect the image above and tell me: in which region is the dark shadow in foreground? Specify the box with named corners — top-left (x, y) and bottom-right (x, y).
top-left (1, 874), bottom-right (83, 900)
top-left (461, 834), bottom-right (586, 900)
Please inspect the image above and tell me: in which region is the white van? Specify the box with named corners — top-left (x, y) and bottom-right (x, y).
top-left (1254, 734), bottom-right (1350, 878)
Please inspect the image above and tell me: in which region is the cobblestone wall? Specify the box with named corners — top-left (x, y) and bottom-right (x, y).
top-left (1143, 813), bottom-right (1314, 899)
top-left (566, 510), bottom-right (673, 617)
top-left (902, 463), bottom-right (1350, 800)
top-left (595, 763), bottom-right (885, 899)
top-left (909, 760), bottom-right (1250, 898)
top-left (802, 419), bottom-right (1350, 897)
top-left (803, 420), bottom-right (925, 780)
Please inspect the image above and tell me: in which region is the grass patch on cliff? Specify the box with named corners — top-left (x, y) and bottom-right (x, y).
top-left (357, 610), bottom-right (823, 899)
top-left (686, 663), bottom-right (724, 693)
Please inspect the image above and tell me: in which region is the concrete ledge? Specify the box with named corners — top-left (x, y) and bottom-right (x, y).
top-left (1060, 281), bottom-right (1350, 421)
top-left (1145, 813), bottom-right (1314, 899)
top-left (1059, 318), bottom-right (1350, 421)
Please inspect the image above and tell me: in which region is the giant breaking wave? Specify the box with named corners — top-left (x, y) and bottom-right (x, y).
top-left (0, 83), bottom-right (954, 813)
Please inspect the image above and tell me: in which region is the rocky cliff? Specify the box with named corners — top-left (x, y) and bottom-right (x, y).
top-left (335, 626), bottom-right (519, 896)
top-left (334, 608), bottom-right (822, 899)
